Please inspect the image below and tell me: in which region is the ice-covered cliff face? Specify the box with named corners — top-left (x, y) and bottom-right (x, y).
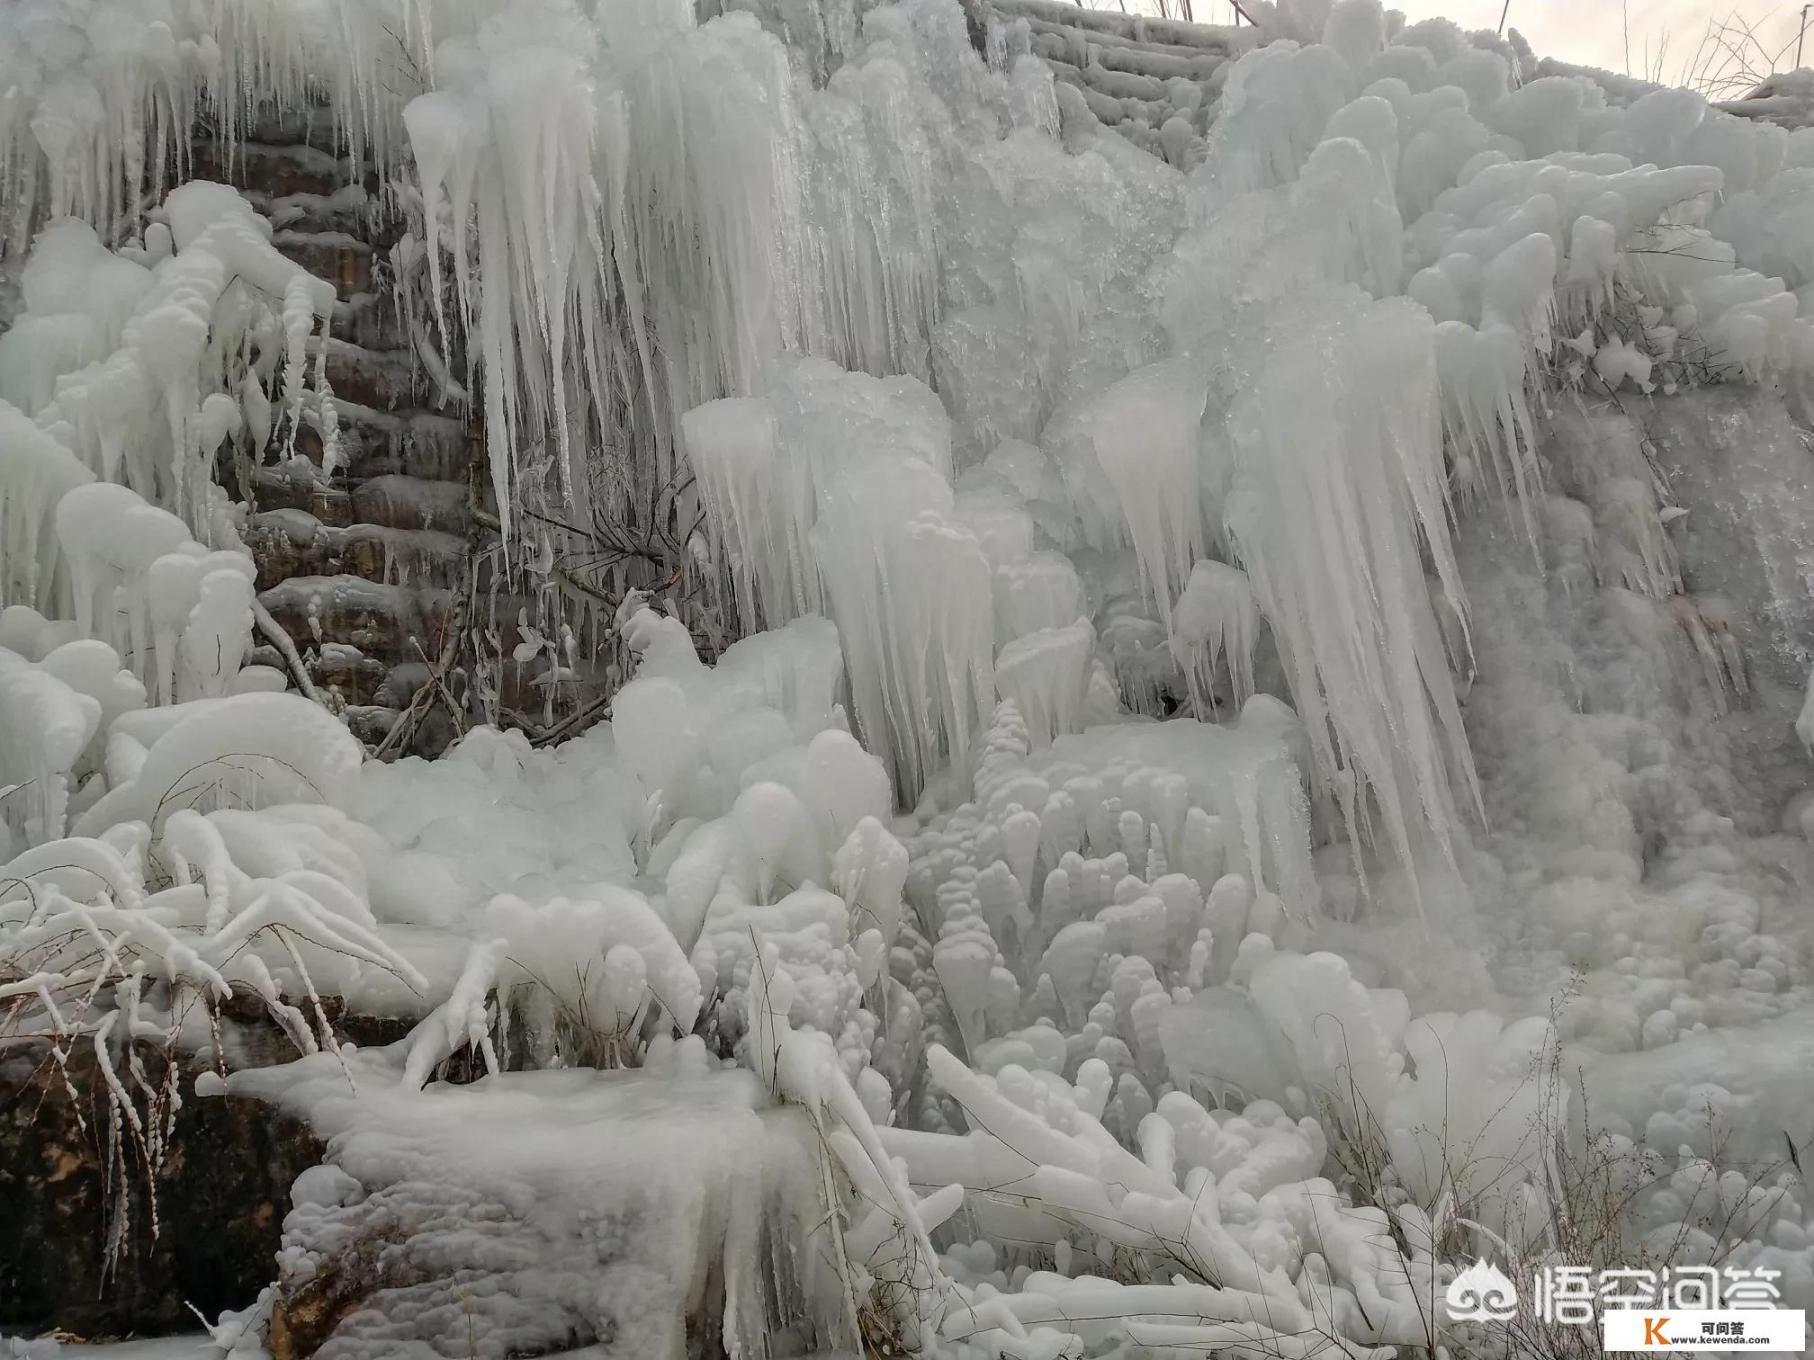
top-left (8, 0), bottom-right (1814, 1356)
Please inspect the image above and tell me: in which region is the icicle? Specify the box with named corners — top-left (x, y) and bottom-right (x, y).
top-left (814, 456), bottom-right (994, 802)
top-left (995, 619), bottom-right (1095, 749)
top-left (1084, 356), bottom-right (1209, 628)
top-left (1171, 559), bottom-right (1260, 717)
top-left (1225, 293), bottom-right (1480, 903)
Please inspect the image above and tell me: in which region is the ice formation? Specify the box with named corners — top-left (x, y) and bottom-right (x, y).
top-left (9, 0), bottom-right (1814, 1356)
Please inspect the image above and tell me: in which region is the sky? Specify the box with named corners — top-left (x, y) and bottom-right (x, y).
top-left (1391, 0), bottom-right (1803, 80)
top-left (1184, 1), bottom-right (1809, 88)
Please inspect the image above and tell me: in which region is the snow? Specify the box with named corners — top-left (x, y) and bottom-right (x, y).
top-left (4, 1342), bottom-right (213, 1360)
top-left (8, 0), bottom-right (1814, 1356)
top-left (225, 1050), bottom-right (848, 1360)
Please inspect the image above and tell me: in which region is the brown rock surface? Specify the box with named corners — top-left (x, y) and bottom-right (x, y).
top-left (0, 1043), bottom-right (323, 1339)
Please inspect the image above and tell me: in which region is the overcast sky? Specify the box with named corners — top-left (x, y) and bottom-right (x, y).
top-left (1185, 1), bottom-right (1809, 83)
top-left (1394, 0), bottom-right (1802, 78)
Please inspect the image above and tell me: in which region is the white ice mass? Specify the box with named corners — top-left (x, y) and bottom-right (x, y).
top-left (6, 0), bottom-right (1814, 1355)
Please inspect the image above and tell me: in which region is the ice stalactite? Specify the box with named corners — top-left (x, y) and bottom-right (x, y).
top-left (684, 358), bottom-right (954, 634)
top-left (1171, 558), bottom-right (1260, 715)
top-left (398, 0), bottom-right (954, 551)
top-left (1083, 355), bottom-right (1209, 628)
top-left (6, 0), bottom-right (951, 560)
top-left (0, 1), bottom-right (219, 256)
top-left (686, 359), bottom-right (988, 799)
top-left (991, 549), bottom-right (1085, 647)
top-left (993, 618), bottom-right (1093, 749)
top-left (1225, 293), bottom-right (1480, 898)
top-left (815, 457), bottom-right (995, 801)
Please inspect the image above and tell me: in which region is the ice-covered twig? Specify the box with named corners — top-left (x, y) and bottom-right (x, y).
top-left (402, 938), bottom-right (503, 1089)
top-left (253, 600), bottom-right (325, 707)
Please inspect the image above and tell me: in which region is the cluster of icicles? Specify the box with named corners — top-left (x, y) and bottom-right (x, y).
top-left (2, 0), bottom-right (947, 540)
top-left (9, 0), bottom-right (1814, 876)
top-left (6, 0), bottom-right (1814, 1354)
top-left (1, 177), bottom-right (341, 855)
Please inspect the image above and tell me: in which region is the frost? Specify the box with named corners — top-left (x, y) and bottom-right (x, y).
top-left (8, 0), bottom-right (1814, 1354)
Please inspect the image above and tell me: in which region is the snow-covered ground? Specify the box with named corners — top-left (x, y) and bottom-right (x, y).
top-left (6, 0), bottom-right (1814, 1356)
top-left (2, 1342), bottom-right (212, 1360)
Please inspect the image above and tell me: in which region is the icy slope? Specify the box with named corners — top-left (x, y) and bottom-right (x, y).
top-left (7, 0), bottom-right (1814, 1356)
